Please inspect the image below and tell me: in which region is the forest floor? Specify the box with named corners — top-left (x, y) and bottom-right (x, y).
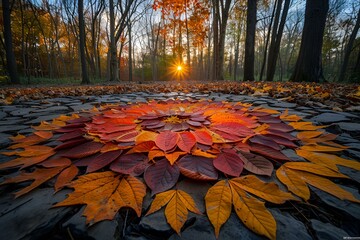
top-left (0, 80), bottom-right (359, 111)
top-left (0, 81), bottom-right (359, 239)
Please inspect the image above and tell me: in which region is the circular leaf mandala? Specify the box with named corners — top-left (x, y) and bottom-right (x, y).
top-left (1, 99), bottom-right (359, 239)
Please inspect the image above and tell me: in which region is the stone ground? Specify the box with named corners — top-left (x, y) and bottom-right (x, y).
top-left (0, 92), bottom-right (359, 240)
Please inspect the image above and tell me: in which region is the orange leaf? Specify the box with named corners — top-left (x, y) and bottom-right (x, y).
top-left (148, 149), bottom-right (165, 161)
top-left (0, 166), bottom-right (65, 198)
top-left (55, 165), bottom-right (79, 192)
top-left (33, 131), bottom-right (53, 140)
top-left (165, 151), bottom-right (186, 165)
top-left (135, 131), bottom-right (159, 144)
top-left (276, 166), bottom-right (310, 201)
top-left (54, 172), bottom-right (146, 224)
top-left (288, 122), bottom-right (327, 130)
top-left (280, 109), bottom-right (302, 122)
top-left (0, 152), bottom-right (55, 170)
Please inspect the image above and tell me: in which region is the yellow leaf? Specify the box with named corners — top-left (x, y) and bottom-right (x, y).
top-left (300, 171), bottom-right (360, 203)
top-left (192, 148), bottom-right (217, 158)
top-left (283, 162), bottom-right (348, 178)
top-left (230, 184), bottom-right (276, 240)
top-left (276, 166), bottom-right (310, 201)
top-left (54, 172), bottom-right (146, 224)
top-left (299, 145), bottom-right (345, 152)
top-left (253, 107), bottom-right (280, 115)
top-left (33, 131), bottom-right (53, 140)
top-left (165, 151), bottom-right (187, 165)
top-left (146, 190), bottom-right (176, 215)
top-left (297, 131), bottom-right (323, 140)
top-left (205, 180), bottom-right (232, 238)
top-left (280, 109), bottom-right (302, 122)
top-left (146, 190), bottom-right (201, 235)
top-left (296, 149), bottom-right (360, 171)
top-left (230, 175), bottom-right (296, 204)
top-left (289, 122), bottom-right (327, 130)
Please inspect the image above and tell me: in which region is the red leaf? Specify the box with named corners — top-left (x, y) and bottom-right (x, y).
top-left (266, 130), bottom-right (297, 141)
top-left (144, 158), bottom-right (180, 195)
top-left (127, 141), bottom-right (156, 154)
top-left (250, 143), bottom-right (290, 161)
top-left (211, 122), bottom-right (254, 137)
top-left (54, 138), bottom-right (88, 150)
top-left (57, 130), bottom-right (84, 142)
top-left (213, 150), bottom-right (244, 177)
top-left (266, 134), bottom-right (298, 148)
top-left (110, 153), bottom-right (149, 176)
top-left (55, 165), bottom-right (79, 192)
top-left (268, 123), bottom-right (294, 133)
top-left (87, 150), bottom-right (123, 173)
top-left (249, 135), bottom-right (280, 150)
top-left (177, 132), bottom-right (196, 153)
top-left (192, 130), bottom-right (213, 146)
top-left (62, 142), bottom-right (103, 159)
top-left (155, 131), bottom-right (179, 152)
top-left (39, 157), bottom-right (72, 168)
top-left (239, 151), bottom-right (274, 176)
top-left (177, 155), bottom-right (218, 180)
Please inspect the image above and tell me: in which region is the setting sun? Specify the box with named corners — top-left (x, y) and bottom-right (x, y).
top-left (176, 65), bottom-right (182, 71)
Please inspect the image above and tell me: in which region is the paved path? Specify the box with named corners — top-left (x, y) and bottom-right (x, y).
top-left (0, 92), bottom-right (359, 240)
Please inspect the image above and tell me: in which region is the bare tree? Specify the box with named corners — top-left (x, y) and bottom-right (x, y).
top-left (338, 8), bottom-right (360, 82)
top-left (2, 0), bottom-right (20, 83)
top-left (78, 0), bottom-right (89, 84)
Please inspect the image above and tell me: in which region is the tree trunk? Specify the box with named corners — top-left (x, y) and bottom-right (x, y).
top-left (243, 0), bottom-right (257, 81)
top-left (2, 0), bottom-right (20, 84)
top-left (338, 8), bottom-right (360, 82)
top-left (79, 0), bottom-right (90, 84)
top-left (266, 0), bottom-right (290, 82)
top-left (259, 0), bottom-right (277, 81)
top-left (109, 0), bottom-right (119, 81)
top-left (290, 0), bottom-right (329, 82)
top-left (128, 20), bottom-right (133, 82)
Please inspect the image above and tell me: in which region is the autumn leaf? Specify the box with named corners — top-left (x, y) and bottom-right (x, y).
top-left (155, 131), bottom-right (179, 152)
top-left (0, 151), bottom-right (55, 170)
top-left (146, 190), bottom-right (201, 234)
top-left (144, 158), bottom-right (180, 195)
top-left (229, 175), bottom-right (296, 204)
top-left (213, 149), bottom-right (244, 177)
top-left (280, 109), bottom-right (302, 122)
top-left (230, 183), bottom-right (276, 240)
top-left (0, 166), bottom-right (66, 198)
top-left (177, 155), bottom-right (218, 180)
top-left (191, 130), bottom-right (213, 145)
top-left (205, 180), bottom-right (232, 238)
top-left (240, 151), bottom-right (274, 176)
top-left (54, 164), bottom-right (79, 192)
top-left (86, 150), bottom-right (123, 173)
top-left (288, 122), bottom-right (327, 131)
top-left (62, 141), bottom-right (103, 159)
top-left (177, 132), bottom-right (196, 153)
top-left (54, 172), bottom-right (146, 224)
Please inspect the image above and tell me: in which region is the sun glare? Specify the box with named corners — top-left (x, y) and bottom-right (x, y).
top-left (170, 62), bottom-right (188, 80)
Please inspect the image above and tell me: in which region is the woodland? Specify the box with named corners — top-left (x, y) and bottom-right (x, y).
top-left (0, 0), bottom-right (359, 84)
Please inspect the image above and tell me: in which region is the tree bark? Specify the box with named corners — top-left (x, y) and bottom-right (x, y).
top-left (243, 0), bottom-right (257, 81)
top-left (338, 8), bottom-right (360, 82)
top-left (259, 0), bottom-right (277, 82)
top-left (79, 0), bottom-right (90, 84)
top-left (266, 0), bottom-right (290, 82)
top-left (2, 0), bottom-right (20, 84)
top-left (290, 0), bottom-right (329, 82)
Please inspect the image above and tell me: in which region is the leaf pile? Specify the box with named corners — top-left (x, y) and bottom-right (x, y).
top-left (0, 81), bottom-right (359, 111)
top-left (0, 99), bottom-right (359, 239)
